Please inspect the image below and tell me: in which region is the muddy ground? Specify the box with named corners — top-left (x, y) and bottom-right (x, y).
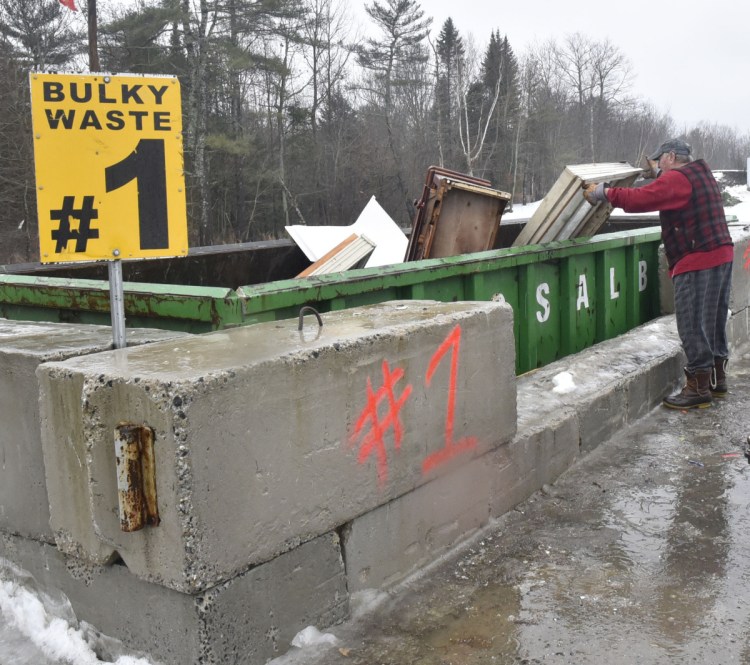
top-left (273, 346), bottom-right (750, 665)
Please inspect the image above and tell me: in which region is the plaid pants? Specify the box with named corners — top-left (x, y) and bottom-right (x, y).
top-left (673, 261), bottom-right (733, 372)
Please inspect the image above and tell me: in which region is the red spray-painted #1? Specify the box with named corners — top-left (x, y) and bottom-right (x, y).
top-left (349, 324), bottom-right (478, 486)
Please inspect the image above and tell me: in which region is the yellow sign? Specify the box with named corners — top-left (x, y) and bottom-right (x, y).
top-left (29, 72), bottom-right (188, 263)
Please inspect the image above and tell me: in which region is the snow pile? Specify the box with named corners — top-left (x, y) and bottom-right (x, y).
top-left (0, 559), bottom-right (154, 665)
top-left (722, 183), bottom-right (750, 222)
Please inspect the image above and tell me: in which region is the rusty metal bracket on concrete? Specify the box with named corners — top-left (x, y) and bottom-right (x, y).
top-left (114, 422), bottom-right (160, 532)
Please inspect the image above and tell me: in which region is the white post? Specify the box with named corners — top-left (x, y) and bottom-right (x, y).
top-left (747, 157), bottom-right (749, 191)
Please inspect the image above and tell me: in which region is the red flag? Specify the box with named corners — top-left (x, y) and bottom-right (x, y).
top-left (59, 0), bottom-right (77, 10)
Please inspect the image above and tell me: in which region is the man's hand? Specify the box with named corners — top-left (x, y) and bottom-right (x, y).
top-left (582, 182), bottom-right (608, 205)
top-left (640, 154), bottom-right (659, 179)
top-left (582, 183), bottom-right (597, 204)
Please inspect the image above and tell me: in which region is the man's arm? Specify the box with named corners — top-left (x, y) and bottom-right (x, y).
top-left (584, 170), bottom-right (692, 213)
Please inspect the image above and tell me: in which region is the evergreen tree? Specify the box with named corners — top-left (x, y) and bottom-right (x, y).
top-left (99, 0), bottom-right (186, 75)
top-left (479, 31), bottom-right (520, 189)
top-left (0, 0), bottom-right (82, 264)
top-left (434, 17), bottom-right (463, 167)
top-left (0, 43), bottom-right (36, 263)
top-left (0, 0), bottom-right (82, 69)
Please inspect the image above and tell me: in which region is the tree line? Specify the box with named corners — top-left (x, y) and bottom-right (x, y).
top-left (1, 0), bottom-right (748, 265)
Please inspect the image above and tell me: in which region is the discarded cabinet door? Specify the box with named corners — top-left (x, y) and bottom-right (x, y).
top-left (512, 163), bottom-right (643, 247)
top-left (405, 166), bottom-right (511, 261)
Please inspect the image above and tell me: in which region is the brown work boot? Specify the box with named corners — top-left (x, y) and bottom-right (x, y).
top-left (663, 368), bottom-right (712, 410)
top-left (711, 357), bottom-right (728, 397)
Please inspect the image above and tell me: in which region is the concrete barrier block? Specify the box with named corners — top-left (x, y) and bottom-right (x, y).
top-left (343, 399), bottom-right (581, 595)
top-left (489, 441), bottom-right (532, 518)
top-left (37, 300), bottom-right (516, 592)
top-left (625, 351), bottom-right (685, 421)
top-left (0, 319), bottom-right (185, 542)
top-left (516, 352), bottom-right (626, 458)
top-left (514, 316), bottom-right (683, 458)
top-left (577, 384), bottom-right (628, 455)
top-left (0, 530), bottom-right (347, 665)
top-left (492, 413), bottom-right (580, 519)
top-left (38, 366), bottom-right (182, 568)
top-left (192, 533), bottom-right (348, 664)
top-left (530, 415), bottom-right (580, 486)
top-left (486, 316), bottom-right (684, 526)
top-left (344, 452), bottom-right (495, 592)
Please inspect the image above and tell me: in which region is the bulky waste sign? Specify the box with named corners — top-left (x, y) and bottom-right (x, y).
top-left (29, 72), bottom-right (188, 263)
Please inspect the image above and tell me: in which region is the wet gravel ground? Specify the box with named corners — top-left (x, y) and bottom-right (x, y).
top-left (273, 345), bottom-right (750, 665)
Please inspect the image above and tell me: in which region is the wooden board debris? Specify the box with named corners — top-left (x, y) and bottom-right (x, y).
top-left (512, 163), bottom-right (643, 247)
top-left (296, 233), bottom-right (375, 277)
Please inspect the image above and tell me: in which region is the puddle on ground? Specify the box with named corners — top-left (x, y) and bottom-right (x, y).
top-left (419, 583), bottom-right (522, 663)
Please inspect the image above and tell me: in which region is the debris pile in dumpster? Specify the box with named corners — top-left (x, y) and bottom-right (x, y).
top-left (286, 166), bottom-right (515, 272)
top-left (285, 196), bottom-right (408, 273)
top-left (286, 163), bottom-right (644, 275)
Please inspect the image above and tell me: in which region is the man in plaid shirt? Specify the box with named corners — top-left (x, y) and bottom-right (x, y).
top-left (583, 138), bottom-right (733, 409)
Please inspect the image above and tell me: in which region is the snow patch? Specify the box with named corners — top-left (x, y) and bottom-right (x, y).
top-left (0, 558), bottom-right (154, 665)
top-left (552, 371), bottom-right (577, 394)
top-left (290, 626), bottom-right (339, 648)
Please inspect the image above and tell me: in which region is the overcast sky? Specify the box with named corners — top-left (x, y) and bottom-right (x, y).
top-left (350, 0), bottom-right (750, 136)
top-left (101, 0), bottom-right (749, 136)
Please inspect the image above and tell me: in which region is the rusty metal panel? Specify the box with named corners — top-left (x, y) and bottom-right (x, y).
top-left (115, 422), bottom-right (160, 532)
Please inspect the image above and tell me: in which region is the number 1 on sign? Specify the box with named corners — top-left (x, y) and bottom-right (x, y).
top-left (105, 138), bottom-right (169, 250)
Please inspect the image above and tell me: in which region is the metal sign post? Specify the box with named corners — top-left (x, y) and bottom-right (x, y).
top-left (108, 259), bottom-right (126, 349)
